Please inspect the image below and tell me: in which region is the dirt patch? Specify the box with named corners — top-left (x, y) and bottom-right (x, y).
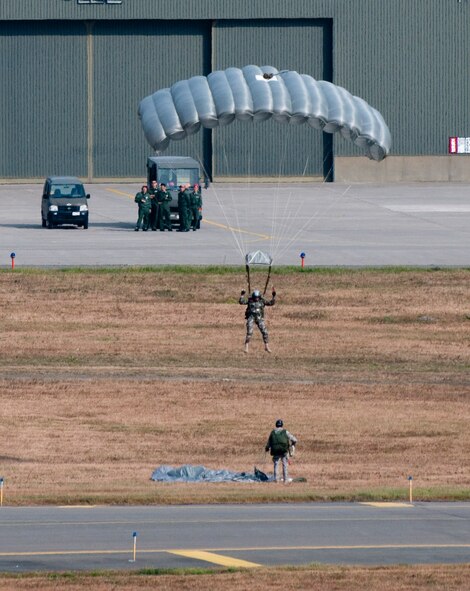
top-left (0, 269), bottom-right (468, 504)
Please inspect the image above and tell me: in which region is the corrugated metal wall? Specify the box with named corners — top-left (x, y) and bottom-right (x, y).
top-left (0, 1), bottom-right (469, 178)
top-left (333, 0), bottom-right (470, 157)
top-left (92, 21), bottom-right (210, 178)
top-left (0, 21), bottom-right (88, 178)
top-left (213, 20), bottom-right (330, 178)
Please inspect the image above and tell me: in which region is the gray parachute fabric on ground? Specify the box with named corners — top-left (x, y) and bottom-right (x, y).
top-left (151, 464), bottom-right (271, 483)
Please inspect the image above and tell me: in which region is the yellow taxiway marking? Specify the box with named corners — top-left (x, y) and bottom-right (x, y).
top-left (106, 187), bottom-right (271, 240)
top-left (106, 187), bottom-right (134, 198)
top-left (169, 550), bottom-right (261, 568)
top-left (361, 503), bottom-right (414, 508)
top-left (202, 218), bottom-right (271, 239)
top-left (0, 543), bottom-right (469, 559)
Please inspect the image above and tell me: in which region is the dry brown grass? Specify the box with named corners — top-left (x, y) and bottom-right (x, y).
top-left (0, 269), bottom-right (468, 504)
top-left (1, 564), bottom-right (470, 590)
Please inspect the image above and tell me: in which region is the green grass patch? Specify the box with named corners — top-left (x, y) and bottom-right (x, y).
top-left (1, 265), bottom-right (469, 276)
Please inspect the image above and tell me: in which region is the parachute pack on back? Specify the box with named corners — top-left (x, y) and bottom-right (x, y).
top-left (269, 429), bottom-right (290, 456)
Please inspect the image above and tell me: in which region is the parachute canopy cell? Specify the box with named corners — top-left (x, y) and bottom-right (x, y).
top-left (138, 65), bottom-right (391, 161)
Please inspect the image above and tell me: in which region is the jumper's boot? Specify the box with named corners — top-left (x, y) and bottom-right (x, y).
top-left (244, 341), bottom-right (249, 354)
top-left (264, 342), bottom-right (271, 353)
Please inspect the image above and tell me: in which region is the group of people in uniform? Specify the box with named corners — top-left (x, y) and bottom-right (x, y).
top-left (134, 179), bottom-right (202, 232)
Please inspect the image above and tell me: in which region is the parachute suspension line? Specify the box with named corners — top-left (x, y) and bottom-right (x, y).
top-left (195, 148), bottom-right (245, 260)
top-left (244, 121), bottom-right (256, 262)
top-left (271, 147), bottom-right (310, 261)
top-left (262, 264), bottom-right (272, 296)
top-left (276, 184), bottom-right (352, 261)
top-left (274, 146), bottom-right (336, 261)
top-left (302, 155), bottom-right (310, 177)
top-left (270, 123), bottom-right (292, 260)
top-left (276, 183), bottom-right (352, 261)
top-left (220, 132), bottom-right (247, 257)
top-left (245, 263), bottom-right (251, 294)
top-left (272, 150), bottom-right (311, 259)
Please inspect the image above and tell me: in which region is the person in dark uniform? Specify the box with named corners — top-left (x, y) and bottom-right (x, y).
top-left (148, 179), bottom-right (159, 231)
top-left (134, 185), bottom-right (151, 231)
top-left (239, 288), bottom-right (276, 353)
top-left (157, 183), bottom-right (173, 231)
top-left (177, 184), bottom-right (190, 232)
top-left (189, 183), bottom-right (202, 231)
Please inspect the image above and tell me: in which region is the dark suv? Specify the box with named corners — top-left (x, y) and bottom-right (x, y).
top-left (41, 176), bottom-right (90, 229)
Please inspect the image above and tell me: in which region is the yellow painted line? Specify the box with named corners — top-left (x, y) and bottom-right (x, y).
top-left (361, 503), bottom-right (414, 508)
top-left (106, 187), bottom-right (134, 199)
top-left (169, 550), bottom-right (261, 568)
top-left (202, 218), bottom-right (271, 240)
top-left (2, 516), bottom-right (456, 529)
top-left (0, 543), bottom-right (469, 559)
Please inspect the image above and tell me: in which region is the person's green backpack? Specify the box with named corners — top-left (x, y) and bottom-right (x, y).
top-left (269, 429), bottom-right (289, 456)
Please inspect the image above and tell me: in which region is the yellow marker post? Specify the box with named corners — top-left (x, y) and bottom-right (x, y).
top-left (408, 476), bottom-right (413, 503)
top-left (0, 477), bottom-right (4, 507)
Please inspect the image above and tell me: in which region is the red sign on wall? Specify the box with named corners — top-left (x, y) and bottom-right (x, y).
top-left (449, 137), bottom-right (470, 154)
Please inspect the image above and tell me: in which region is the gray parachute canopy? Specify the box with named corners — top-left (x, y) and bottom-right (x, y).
top-left (138, 65), bottom-right (391, 161)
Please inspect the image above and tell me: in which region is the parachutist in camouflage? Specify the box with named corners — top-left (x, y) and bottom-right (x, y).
top-left (239, 288), bottom-right (276, 353)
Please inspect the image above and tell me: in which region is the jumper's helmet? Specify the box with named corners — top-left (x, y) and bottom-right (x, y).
top-left (275, 419), bottom-right (283, 427)
top-left (252, 290), bottom-right (261, 300)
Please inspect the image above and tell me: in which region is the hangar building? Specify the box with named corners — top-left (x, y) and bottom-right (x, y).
top-left (0, 1), bottom-right (468, 182)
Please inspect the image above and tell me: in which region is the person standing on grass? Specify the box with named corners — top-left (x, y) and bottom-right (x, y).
top-left (265, 419), bottom-right (297, 483)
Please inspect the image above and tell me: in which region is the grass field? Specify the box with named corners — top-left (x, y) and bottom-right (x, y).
top-left (0, 267), bottom-right (468, 505)
top-left (1, 564), bottom-right (470, 590)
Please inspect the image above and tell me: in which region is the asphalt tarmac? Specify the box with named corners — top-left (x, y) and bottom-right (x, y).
top-left (0, 503), bottom-right (468, 572)
top-left (0, 182), bottom-right (469, 267)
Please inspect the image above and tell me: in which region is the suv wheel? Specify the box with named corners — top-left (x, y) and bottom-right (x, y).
top-left (47, 219), bottom-right (55, 229)
top-left (42, 217), bottom-right (46, 228)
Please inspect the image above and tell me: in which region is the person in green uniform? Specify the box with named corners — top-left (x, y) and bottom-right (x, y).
top-left (189, 183), bottom-right (203, 231)
top-left (157, 183), bottom-right (173, 231)
top-left (148, 179), bottom-right (159, 231)
top-left (177, 184), bottom-right (190, 232)
top-left (134, 185), bottom-right (151, 231)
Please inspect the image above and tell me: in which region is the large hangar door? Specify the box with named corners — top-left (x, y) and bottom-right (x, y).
top-left (93, 21), bottom-right (210, 178)
top-left (213, 20), bottom-right (331, 179)
top-left (0, 22), bottom-right (87, 179)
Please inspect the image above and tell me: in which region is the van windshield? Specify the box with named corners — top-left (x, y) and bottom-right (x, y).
top-left (50, 184), bottom-right (85, 198)
top-left (157, 168), bottom-right (199, 188)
